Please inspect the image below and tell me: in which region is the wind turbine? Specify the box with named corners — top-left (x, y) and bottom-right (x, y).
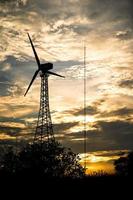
top-left (24, 33), bottom-right (64, 143)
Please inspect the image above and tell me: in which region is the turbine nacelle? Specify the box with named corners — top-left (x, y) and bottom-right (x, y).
top-left (40, 63), bottom-right (53, 72)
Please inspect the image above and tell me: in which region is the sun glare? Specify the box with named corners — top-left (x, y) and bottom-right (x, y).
top-left (89, 155), bottom-right (98, 163)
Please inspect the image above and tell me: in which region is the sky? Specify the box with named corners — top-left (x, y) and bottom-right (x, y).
top-left (0, 0), bottom-right (133, 174)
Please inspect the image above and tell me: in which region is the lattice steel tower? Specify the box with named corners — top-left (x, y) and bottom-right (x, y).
top-left (35, 74), bottom-right (54, 142)
top-left (24, 33), bottom-right (64, 143)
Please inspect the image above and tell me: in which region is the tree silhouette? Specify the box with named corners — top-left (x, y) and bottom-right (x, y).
top-left (114, 151), bottom-right (133, 176)
top-left (0, 141), bottom-right (85, 178)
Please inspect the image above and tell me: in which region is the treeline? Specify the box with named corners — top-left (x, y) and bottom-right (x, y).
top-left (0, 140), bottom-right (133, 179)
top-left (0, 141), bottom-right (85, 178)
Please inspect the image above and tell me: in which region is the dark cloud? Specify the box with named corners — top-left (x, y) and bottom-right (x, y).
top-left (0, 0), bottom-right (66, 21)
top-left (0, 0), bottom-right (27, 15)
top-left (0, 125), bottom-right (22, 136)
top-left (118, 79), bottom-right (133, 89)
top-left (0, 55), bottom-right (38, 96)
top-left (59, 119), bottom-right (133, 153)
top-left (49, 23), bottom-right (92, 35)
top-left (115, 30), bottom-right (133, 40)
top-left (109, 107), bottom-right (133, 117)
top-left (0, 116), bottom-right (133, 154)
top-left (73, 106), bottom-right (98, 116)
top-left (53, 60), bottom-right (82, 70)
top-left (0, 116), bottom-right (25, 123)
top-left (97, 120), bottom-right (133, 149)
top-left (0, 121), bottom-right (78, 149)
top-left (0, 75), bottom-right (11, 96)
top-left (92, 98), bottom-right (106, 107)
top-left (54, 121), bottom-right (79, 133)
top-left (0, 123), bottom-right (34, 138)
top-left (62, 105), bottom-right (98, 116)
top-left (21, 111), bottom-right (38, 119)
top-left (99, 107), bottom-right (133, 119)
top-left (46, 0), bottom-right (133, 36)
top-left (0, 76), bottom-right (23, 96)
top-left (59, 129), bottom-right (104, 153)
top-left (81, 0), bottom-right (133, 27)
top-left (95, 150), bottom-right (128, 157)
top-left (0, 0), bottom-right (132, 40)
top-left (0, 0), bottom-right (17, 3)
top-left (0, 0), bottom-right (27, 6)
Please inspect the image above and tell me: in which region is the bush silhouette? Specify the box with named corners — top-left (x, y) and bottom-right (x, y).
top-left (114, 151), bottom-right (133, 176)
top-left (0, 141), bottom-right (85, 178)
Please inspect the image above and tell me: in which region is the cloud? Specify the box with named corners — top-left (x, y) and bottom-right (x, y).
top-left (0, 107), bottom-right (133, 155)
top-left (0, 55), bottom-right (39, 96)
top-left (118, 79), bottom-right (133, 89)
top-left (81, 0), bottom-right (133, 28)
top-left (63, 105), bottom-right (98, 116)
top-left (0, 125), bottom-right (22, 137)
top-left (93, 150), bottom-right (129, 158)
top-left (97, 120), bottom-right (133, 149)
top-left (62, 98), bottom-right (133, 121)
top-left (0, 118), bottom-right (34, 143)
top-left (115, 30), bottom-right (133, 40)
top-left (0, 120), bottom-right (79, 149)
top-left (97, 106), bottom-right (133, 121)
top-left (73, 106), bottom-right (98, 116)
top-left (0, 0), bottom-right (132, 41)
top-left (57, 119), bottom-right (133, 153)
top-left (0, 0), bottom-right (132, 68)
top-left (54, 121), bottom-right (79, 134)
top-left (0, 80), bottom-right (23, 97)
top-left (0, 0), bottom-right (18, 4)
top-left (106, 107), bottom-right (133, 117)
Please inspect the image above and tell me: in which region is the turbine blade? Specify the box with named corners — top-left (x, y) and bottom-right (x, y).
top-left (24, 70), bottom-right (39, 96)
top-left (27, 33), bottom-right (40, 68)
top-left (47, 71), bottom-right (65, 78)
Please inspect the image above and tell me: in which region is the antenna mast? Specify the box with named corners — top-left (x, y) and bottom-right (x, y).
top-left (84, 43), bottom-right (87, 170)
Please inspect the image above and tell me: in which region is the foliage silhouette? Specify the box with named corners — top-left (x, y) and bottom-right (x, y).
top-left (114, 151), bottom-right (133, 176)
top-left (0, 141), bottom-right (85, 178)
top-left (88, 170), bottom-right (109, 177)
